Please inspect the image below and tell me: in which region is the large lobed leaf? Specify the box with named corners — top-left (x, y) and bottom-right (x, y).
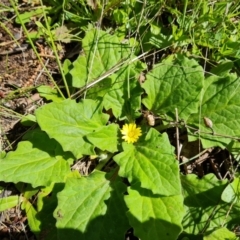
top-left (181, 174), bottom-right (229, 235)
top-left (70, 29), bottom-right (132, 88)
top-left (125, 184), bottom-right (184, 240)
top-left (204, 227), bottom-right (236, 240)
top-left (188, 73), bottom-right (240, 148)
top-left (0, 129), bottom-right (72, 187)
top-left (114, 128), bottom-right (181, 196)
top-left (36, 99), bottom-right (118, 158)
top-left (100, 63), bottom-right (144, 119)
top-left (69, 29), bottom-right (145, 119)
top-left (142, 55), bottom-right (204, 120)
top-left (54, 171), bottom-right (129, 240)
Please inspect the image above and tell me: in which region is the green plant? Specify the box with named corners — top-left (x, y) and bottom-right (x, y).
top-left (1, 28), bottom-right (240, 239)
top-left (2, 0), bottom-right (240, 239)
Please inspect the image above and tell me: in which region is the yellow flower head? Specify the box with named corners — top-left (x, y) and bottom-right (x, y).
top-left (121, 123), bottom-right (142, 144)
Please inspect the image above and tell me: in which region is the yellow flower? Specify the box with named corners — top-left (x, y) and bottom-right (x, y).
top-left (121, 123), bottom-right (142, 144)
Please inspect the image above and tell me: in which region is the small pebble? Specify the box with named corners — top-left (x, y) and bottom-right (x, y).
top-left (13, 29), bottom-right (22, 40)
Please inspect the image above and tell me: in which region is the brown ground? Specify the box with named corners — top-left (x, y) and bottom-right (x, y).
top-left (0, 19), bottom-right (59, 150)
top-left (0, 3), bottom-right (60, 238)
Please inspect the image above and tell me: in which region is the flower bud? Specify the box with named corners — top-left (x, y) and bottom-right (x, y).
top-left (203, 117), bottom-right (213, 128)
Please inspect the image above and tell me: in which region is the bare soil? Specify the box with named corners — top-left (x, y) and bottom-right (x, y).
top-left (0, 4), bottom-right (59, 239)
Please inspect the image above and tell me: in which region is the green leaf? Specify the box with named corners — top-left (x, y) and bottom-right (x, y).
top-left (70, 30), bottom-right (145, 119)
top-left (86, 124), bottom-right (119, 153)
top-left (22, 200), bottom-right (41, 235)
top-left (114, 129), bottom-right (181, 195)
top-left (37, 183), bottom-right (65, 240)
top-left (69, 29), bottom-right (145, 119)
top-left (0, 196), bottom-right (22, 211)
top-left (54, 171), bottom-right (130, 240)
top-left (0, 129), bottom-right (72, 187)
top-left (125, 184), bottom-right (184, 240)
top-left (227, 141), bottom-right (240, 156)
top-left (188, 73), bottom-right (240, 148)
top-left (150, 22), bottom-right (161, 35)
top-left (101, 63), bottom-right (144, 119)
top-left (222, 176), bottom-right (240, 204)
top-left (0, 151), bottom-right (6, 159)
top-left (142, 55), bottom-right (204, 120)
top-left (113, 9), bottom-right (129, 24)
top-left (210, 61), bottom-right (233, 76)
top-left (149, 32), bottom-right (174, 48)
top-left (204, 228), bottom-right (236, 240)
top-left (37, 85), bottom-right (64, 103)
top-left (16, 7), bottom-right (50, 24)
top-left (70, 29), bottom-right (131, 88)
top-left (181, 174), bottom-right (228, 234)
top-left (21, 114), bottom-right (36, 126)
top-left (23, 185), bottom-right (39, 200)
top-left (36, 99), bottom-right (113, 158)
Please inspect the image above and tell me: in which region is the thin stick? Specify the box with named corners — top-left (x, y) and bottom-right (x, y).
top-left (71, 51), bottom-right (149, 99)
top-left (175, 108), bottom-right (180, 161)
top-left (186, 125), bottom-right (240, 141)
top-left (179, 149), bottom-right (209, 166)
